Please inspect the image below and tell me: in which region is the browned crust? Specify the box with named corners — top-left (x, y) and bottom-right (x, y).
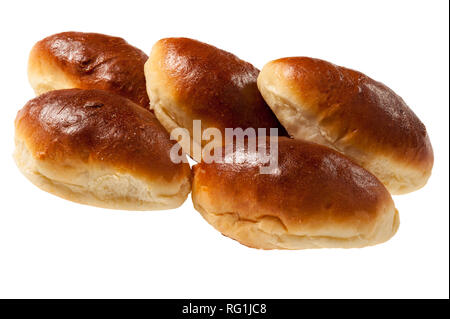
top-left (15, 89), bottom-right (190, 182)
top-left (263, 57), bottom-right (433, 171)
top-left (192, 137), bottom-right (394, 233)
top-left (151, 37), bottom-right (286, 134)
top-left (30, 32), bottom-right (150, 107)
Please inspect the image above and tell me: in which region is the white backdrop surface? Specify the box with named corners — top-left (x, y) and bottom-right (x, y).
top-left (0, 0), bottom-right (448, 298)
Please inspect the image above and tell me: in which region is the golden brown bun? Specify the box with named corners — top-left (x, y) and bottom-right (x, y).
top-left (258, 57), bottom-right (433, 194)
top-left (145, 37), bottom-right (286, 161)
top-left (14, 89), bottom-right (191, 210)
top-left (28, 32), bottom-right (150, 108)
top-left (192, 137), bottom-right (399, 249)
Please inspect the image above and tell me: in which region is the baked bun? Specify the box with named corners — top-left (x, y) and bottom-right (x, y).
top-left (192, 137), bottom-right (399, 249)
top-left (257, 57), bottom-right (433, 194)
top-left (14, 89), bottom-right (191, 210)
top-left (144, 37), bottom-right (285, 161)
top-left (28, 32), bottom-right (150, 108)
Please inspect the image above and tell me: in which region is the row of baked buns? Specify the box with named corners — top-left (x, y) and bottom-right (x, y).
top-left (15, 32), bottom-right (433, 249)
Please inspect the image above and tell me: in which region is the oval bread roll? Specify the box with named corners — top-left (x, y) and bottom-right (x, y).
top-left (14, 89), bottom-right (191, 210)
top-left (28, 32), bottom-right (150, 108)
top-left (144, 37), bottom-right (285, 161)
top-left (192, 138), bottom-right (399, 249)
top-left (257, 57), bottom-right (433, 194)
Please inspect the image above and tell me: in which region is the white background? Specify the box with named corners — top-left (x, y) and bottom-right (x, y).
top-left (0, 0), bottom-right (448, 299)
